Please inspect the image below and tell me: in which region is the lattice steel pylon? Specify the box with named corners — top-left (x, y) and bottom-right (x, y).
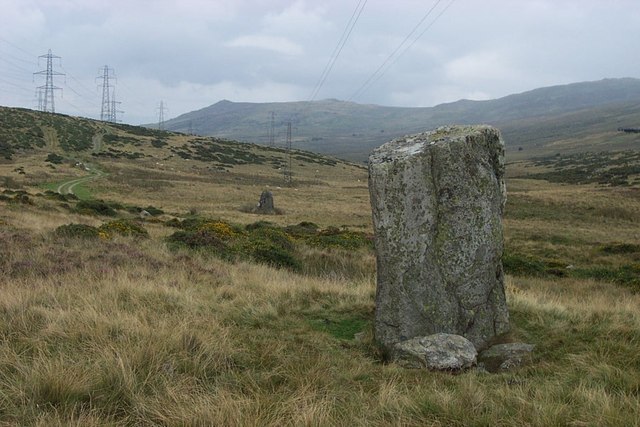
top-left (157, 100), bottom-right (167, 130)
top-left (284, 121), bottom-right (293, 186)
top-left (97, 66), bottom-right (115, 121)
top-left (110, 87), bottom-right (123, 123)
top-left (33, 49), bottom-right (64, 113)
top-left (269, 111), bottom-right (275, 147)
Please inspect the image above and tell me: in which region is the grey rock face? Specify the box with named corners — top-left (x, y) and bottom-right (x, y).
top-left (478, 342), bottom-right (535, 372)
top-left (393, 333), bottom-right (477, 370)
top-left (368, 125), bottom-right (510, 354)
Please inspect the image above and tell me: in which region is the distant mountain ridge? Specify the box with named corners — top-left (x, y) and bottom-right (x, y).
top-left (160, 78), bottom-right (640, 161)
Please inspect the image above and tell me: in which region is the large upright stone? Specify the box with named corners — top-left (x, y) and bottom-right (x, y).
top-left (368, 125), bottom-right (509, 354)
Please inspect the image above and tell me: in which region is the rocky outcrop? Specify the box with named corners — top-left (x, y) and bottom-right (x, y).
top-left (368, 125), bottom-right (510, 356)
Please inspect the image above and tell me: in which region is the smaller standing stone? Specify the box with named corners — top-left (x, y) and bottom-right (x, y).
top-left (392, 333), bottom-right (477, 371)
top-left (257, 190), bottom-right (275, 214)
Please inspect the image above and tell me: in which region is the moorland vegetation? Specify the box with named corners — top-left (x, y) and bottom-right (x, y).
top-left (0, 106), bottom-right (638, 425)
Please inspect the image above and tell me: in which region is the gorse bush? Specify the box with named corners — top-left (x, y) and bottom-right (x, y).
top-left (99, 219), bottom-right (149, 238)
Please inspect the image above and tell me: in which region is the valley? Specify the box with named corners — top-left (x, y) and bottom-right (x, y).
top-left (0, 105), bottom-right (639, 425)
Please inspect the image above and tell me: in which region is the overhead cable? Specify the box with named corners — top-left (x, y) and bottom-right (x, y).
top-left (308, 0), bottom-right (367, 101)
top-left (347, 0), bottom-right (455, 102)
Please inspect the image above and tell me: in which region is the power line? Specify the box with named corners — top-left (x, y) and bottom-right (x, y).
top-left (308, 0), bottom-right (367, 101)
top-left (61, 65), bottom-right (99, 98)
top-left (0, 76), bottom-right (33, 93)
top-left (367, 0), bottom-right (456, 93)
top-left (0, 55), bottom-right (35, 74)
top-left (0, 36), bottom-right (37, 58)
top-left (347, 0), bottom-right (454, 102)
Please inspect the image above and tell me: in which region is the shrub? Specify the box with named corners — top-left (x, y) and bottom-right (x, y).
top-left (246, 226), bottom-right (295, 252)
top-left (600, 243), bottom-right (640, 254)
top-left (166, 230), bottom-right (232, 258)
top-left (143, 205), bottom-right (164, 216)
top-left (75, 200), bottom-right (117, 217)
top-left (98, 220), bottom-right (148, 238)
top-left (197, 220), bottom-right (239, 240)
top-left (250, 240), bottom-right (300, 270)
top-left (54, 223), bottom-right (101, 239)
top-left (284, 221), bottom-right (319, 237)
top-left (45, 153), bottom-right (64, 164)
top-left (306, 227), bottom-right (372, 250)
top-left (244, 225), bottom-right (299, 270)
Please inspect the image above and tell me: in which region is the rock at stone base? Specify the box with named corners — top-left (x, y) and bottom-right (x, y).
top-left (392, 333), bottom-right (477, 371)
top-left (257, 190), bottom-right (275, 214)
top-left (478, 342), bottom-right (535, 372)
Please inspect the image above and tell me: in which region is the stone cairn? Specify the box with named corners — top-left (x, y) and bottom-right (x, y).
top-left (368, 125), bottom-right (511, 369)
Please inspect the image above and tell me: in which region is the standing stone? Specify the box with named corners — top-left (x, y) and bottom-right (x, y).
top-left (368, 125), bottom-right (510, 355)
top-left (257, 190), bottom-right (275, 214)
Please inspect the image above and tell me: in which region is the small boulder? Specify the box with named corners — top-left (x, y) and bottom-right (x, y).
top-left (392, 333), bottom-right (477, 371)
top-left (478, 342), bottom-right (535, 372)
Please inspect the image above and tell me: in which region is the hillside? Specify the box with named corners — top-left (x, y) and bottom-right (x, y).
top-left (1, 107), bottom-right (639, 425)
top-left (0, 106), bottom-right (367, 225)
top-left (161, 78), bottom-right (640, 161)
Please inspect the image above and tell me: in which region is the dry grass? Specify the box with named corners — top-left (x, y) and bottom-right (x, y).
top-left (1, 199), bottom-right (639, 426)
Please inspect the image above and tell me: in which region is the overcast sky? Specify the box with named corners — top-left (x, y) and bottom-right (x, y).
top-left (1, 0), bottom-right (639, 125)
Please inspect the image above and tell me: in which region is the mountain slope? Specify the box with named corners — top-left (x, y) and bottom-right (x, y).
top-left (161, 78), bottom-right (640, 161)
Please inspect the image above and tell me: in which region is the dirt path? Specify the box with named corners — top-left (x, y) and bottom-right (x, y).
top-left (56, 167), bottom-right (106, 195)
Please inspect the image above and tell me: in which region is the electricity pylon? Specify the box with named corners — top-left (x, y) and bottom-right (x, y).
top-left (96, 66), bottom-right (116, 121)
top-left (284, 121), bottom-right (292, 186)
top-left (157, 100), bottom-right (168, 130)
top-left (33, 49), bottom-right (64, 113)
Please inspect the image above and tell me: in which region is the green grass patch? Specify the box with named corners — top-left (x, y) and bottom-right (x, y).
top-left (307, 316), bottom-right (370, 340)
top-left (503, 251), bottom-right (568, 277)
top-left (570, 264), bottom-right (640, 291)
